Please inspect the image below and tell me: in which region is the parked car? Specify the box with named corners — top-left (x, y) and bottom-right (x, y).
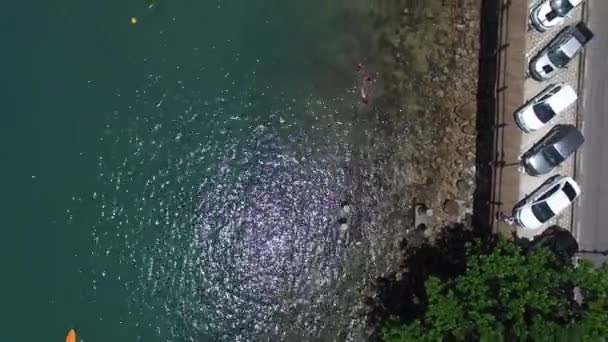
top-left (521, 124), bottom-right (584, 176)
top-left (513, 175), bottom-right (581, 230)
top-left (515, 83), bottom-right (577, 132)
top-left (530, 0), bottom-right (585, 32)
top-left (529, 22), bottom-right (593, 81)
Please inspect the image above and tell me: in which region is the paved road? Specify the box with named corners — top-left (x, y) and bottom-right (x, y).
top-left (576, 0), bottom-right (608, 264)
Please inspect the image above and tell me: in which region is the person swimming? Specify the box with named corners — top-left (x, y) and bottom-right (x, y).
top-left (356, 63), bottom-right (373, 104)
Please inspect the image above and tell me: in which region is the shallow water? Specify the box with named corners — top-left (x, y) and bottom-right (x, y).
top-left (95, 76), bottom-right (361, 340)
top-left (6, 0), bottom-right (396, 340)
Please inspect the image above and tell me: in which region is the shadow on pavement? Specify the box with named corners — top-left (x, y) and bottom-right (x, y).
top-left (473, 0), bottom-right (501, 234)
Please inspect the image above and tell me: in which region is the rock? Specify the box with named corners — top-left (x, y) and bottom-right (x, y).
top-left (341, 204), bottom-right (351, 215)
top-left (404, 164), bottom-right (427, 185)
top-left (455, 101), bottom-right (476, 119)
top-left (443, 199), bottom-right (461, 217)
top-left (423, 226), bottom-right (433, 238)
top-left (394, 69), bottom-right (406, 81)
top-left (339, 224), bottom-right (349, 233)
top-left (436, 89), bottom-right (445, 98)
top-left (457, 179), bottom-right (474, 193)
top-left (461, 120), bottom-right (476, 135)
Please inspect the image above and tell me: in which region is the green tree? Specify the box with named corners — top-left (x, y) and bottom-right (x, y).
top-left (384, 238), bottom-right (608, 341)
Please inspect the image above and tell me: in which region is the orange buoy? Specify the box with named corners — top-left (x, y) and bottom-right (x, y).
top-left (66, 329), bottom-right (77, 342)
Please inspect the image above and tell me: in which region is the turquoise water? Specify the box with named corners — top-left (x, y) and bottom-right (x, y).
top-left (6, 0), bottom-right (380, 340)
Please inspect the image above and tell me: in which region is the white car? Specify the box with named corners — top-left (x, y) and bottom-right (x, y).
top-left (530, 0), bottom-right (585, 32)
top-left (513, 175), bottom-right (581, 230)
top-left (515, 83), bottom-right (577, 132)
top-left (529, 22), bottom-right (593, 81)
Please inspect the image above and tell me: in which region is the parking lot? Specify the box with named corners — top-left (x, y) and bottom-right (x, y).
top-left (514, 1), bottom-right (586, 239)
top-left (491, 0), bottom-right (588, 240)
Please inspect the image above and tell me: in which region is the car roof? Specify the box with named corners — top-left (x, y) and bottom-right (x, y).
top-left (553, 125), bottom-right (584, 156)
top-left (560, 36), bottom-right (583, 57)
top-left (545, 85), bottom-right (577, 112)
top-left (546, 191), bottom-right (572, 213)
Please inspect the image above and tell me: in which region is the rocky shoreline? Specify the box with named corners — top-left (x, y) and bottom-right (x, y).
top-left (223, 1), bottom-right (484, 339)
top-left (336, 0), bottom-right (483, 339)
top-left (373, 0), bottom-right (480, 231)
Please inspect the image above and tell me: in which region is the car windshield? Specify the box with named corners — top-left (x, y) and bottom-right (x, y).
top-left (551, 0), bottom-right (574, 17)
top-left (542, 145), bottom-right (565, 166)
top-left (533, 102), bottom-right (556, 123)
top-left (548, 48), bottom-right (571, 68)
top-left (537, 185), bottom-right (561, 202)
top-left (532, 202), bottom-right (555, 223)
top-left (562, 182), bottom-right (578, 201)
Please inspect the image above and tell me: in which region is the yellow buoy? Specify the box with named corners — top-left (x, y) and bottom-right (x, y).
top-left (131, 17), bottom-right (138, 24)
top-left (66, 329), bottom-right (77, 342)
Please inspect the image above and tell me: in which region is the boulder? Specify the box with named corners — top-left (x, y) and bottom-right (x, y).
top-left (456, 178), bottom-right (474, 193)
top-left (443, 199), bottom-right (461, 217)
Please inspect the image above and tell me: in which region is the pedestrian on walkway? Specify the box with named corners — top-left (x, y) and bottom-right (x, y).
top-left (496, 212), bottom-right (515, 226)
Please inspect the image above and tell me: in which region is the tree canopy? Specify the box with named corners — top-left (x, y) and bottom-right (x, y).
top-left (384, 238), bottom-right (608, 341)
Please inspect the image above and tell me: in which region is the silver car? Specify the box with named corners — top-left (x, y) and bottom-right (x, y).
top-left (521, 124), bottom-right (584, 176)
top-left (529, 22), bottom-right (593, 81)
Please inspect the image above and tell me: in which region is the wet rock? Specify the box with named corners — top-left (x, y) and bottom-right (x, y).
top-left (341, 205), bottom-right (351, 216)
top-left (339, 223), bottom-right (350, 233)
top-left (393, 69), bottom-right (406, 81)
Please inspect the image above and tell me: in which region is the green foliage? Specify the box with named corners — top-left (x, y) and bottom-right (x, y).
top-left (384, 238), bottom-right (608, 341)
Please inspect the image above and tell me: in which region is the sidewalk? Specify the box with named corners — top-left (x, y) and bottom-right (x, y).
top-left (491, 0), bottom-right (528, 235)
